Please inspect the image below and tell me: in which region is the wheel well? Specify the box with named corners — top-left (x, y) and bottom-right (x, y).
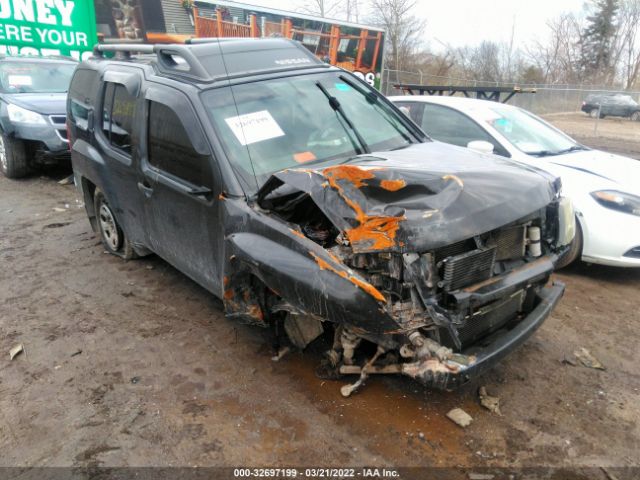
top-left (81, 177), bottom-right (98, 232)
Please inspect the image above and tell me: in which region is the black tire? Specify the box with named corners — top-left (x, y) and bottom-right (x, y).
top-left (555, 219), bottom-right (583, 269)
top-left (94, 188), bottom-right (136, 260)
top-left (0, 132), bottom-right (30, 178)
top-left (631, 111), bottom-right (640, 122)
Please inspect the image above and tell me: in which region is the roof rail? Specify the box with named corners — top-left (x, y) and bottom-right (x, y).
top-left (92, 43), bottom-right (210, 81)
top-left (93, 43), bottom-right (155, 59)
top-left (185, 37), bottom-right (251, 44)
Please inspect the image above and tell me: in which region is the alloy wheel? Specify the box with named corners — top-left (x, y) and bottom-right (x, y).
top-left (98, 202), bottom-right (121, 251)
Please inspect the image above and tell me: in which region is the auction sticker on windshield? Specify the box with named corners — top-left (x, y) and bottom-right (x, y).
top-left (225, 110), bottom-right (285, 146)
top-left (7, 74), bottom-right (32, 86)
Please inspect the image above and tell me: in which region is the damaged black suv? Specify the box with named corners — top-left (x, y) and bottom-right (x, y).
top-left (68, 39), bottom-right (574, 395)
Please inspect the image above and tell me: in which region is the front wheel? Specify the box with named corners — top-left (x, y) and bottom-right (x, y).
top-left (94, 188), bottom-right (136, 260)
top-left (631, 111), bottom-right (640, 122)
top-left (555, 219), bottom-right (583, 269)
top-left (0, 132), bottom-right (30, 178)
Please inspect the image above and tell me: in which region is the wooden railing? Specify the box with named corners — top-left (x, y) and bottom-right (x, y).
top-left (194, 8), bottom-right (259, 39)
top-left (192, 7), bottom-right (383, 73)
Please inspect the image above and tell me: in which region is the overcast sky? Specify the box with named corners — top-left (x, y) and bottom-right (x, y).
top-left (239, 0), bottom-right (587, 48)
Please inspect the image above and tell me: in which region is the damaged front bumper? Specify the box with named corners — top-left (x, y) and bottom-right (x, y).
top-left (401, 281), bottom-right (565, 390)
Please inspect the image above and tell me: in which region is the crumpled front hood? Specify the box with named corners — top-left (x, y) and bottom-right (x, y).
top-left (1, 93), bottom-right (67, 115)
top-left (548, 149), bottom-right (640, 193)
top-left (259, 142), bottom-right (558, 253)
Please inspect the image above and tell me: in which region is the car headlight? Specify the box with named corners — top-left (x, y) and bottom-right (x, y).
top-left (591, 190), bottom-right (640, 217)
top-left (7, 103), bottom-right (46, 125)
top-left (557, 196), bottom-right (576, 246)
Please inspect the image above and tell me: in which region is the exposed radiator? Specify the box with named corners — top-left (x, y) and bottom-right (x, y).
top-left (489, 225), bottom-right (527, 261)
top-left (441, 246), bottom-right (497, 291)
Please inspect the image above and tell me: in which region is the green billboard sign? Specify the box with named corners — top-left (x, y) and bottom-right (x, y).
top-left (0, 0), bottom-right (98, 59)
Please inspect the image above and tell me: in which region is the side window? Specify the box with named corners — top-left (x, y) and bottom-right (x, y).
top-left (101, 82), bottom-right (135, 155)
top-left (110, 85), bottom-right (135, 152)
top-left (394, 101), bottom-right (424, 124)
top-left (148, 101), bottom-right (212, 189)
top-left (421, 104), bottom-right (510, 157)
top-left (68, 69), bottom-right (98, 130)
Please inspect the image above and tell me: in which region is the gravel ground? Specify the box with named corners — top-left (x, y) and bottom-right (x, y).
top-left (0, 168), bottom-right (639, 475)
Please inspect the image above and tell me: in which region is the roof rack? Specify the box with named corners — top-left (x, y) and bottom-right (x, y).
top-left (92, 39), bottom-right (328, 84)
top-left (93, 43), bottom-right (211, 80)
top-left (394, 84), bottom-right (537, 103)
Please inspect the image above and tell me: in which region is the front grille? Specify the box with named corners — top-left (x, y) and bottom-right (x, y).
top-left (49, 115), bottom-right (66, 125)
top-left (489, 225), bottom-right (526, 261)
top-left (441, 246), bottom-right (496, 291)
top-left (624, 247), bottom-right (640, 259)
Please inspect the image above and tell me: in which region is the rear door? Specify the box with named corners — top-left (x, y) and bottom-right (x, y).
top-left (94, 69), bottom-right (148, 247)
top-left (138, 84), bottom-right (223, 294)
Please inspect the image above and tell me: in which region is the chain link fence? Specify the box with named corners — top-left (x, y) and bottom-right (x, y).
top-left (381, 69), bottom-right (640, 116)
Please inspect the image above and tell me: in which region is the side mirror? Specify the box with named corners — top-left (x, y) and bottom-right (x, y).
top-left (467, 140), bottom-right (494, 154)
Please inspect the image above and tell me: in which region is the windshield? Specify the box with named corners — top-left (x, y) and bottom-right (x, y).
top-left (486, 104), bottom-right (579, 156)
top-left (0, 61), bottom-right (76, 94)
top-left (202, 72), bottom-right (419, 192)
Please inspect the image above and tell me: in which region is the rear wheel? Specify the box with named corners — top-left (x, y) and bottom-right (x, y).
top-left (556, 219), bottom-right (583, 269)
top-left (0, 132), bottom-right (30, 178)
top-left (94, 188), bottom-right (136, 260)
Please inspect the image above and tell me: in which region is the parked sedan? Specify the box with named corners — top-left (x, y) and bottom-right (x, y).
top-left (581, 93), bottom-right (640, 120)
top-left (389, 95), bottom-right (640, 267)
top-left (0, 55), bottom-right (77, 178)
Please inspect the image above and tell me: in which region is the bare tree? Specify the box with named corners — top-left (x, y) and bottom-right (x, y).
top-left (525, 13), bottom-right (584, 84)
top-left (367, 0), bottom-right (426, 71)
top-left (613, 0), bottom-right (640, 89)
top-left (299, 0), bottom-right (343, 18)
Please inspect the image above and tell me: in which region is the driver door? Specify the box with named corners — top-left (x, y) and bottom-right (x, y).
top-left (138, 85), bottom-right (223, 294)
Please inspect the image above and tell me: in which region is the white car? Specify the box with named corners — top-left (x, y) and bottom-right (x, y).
top-left (389, 95), bottom-right (640, 267)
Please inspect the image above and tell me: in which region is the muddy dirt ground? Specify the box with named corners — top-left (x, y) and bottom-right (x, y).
top-left (1, 166), bottom-right (639, 474)
top-left (545, 112), bottom-right (640, 159)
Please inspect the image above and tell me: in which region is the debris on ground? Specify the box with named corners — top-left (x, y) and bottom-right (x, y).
top-left (468, 473), bottom-right (495, 480)
top-left (53, 207), bottom-right (66, 212)
top-left (574, 347), bottom-right (605, 370)
top-left (70, 349), bottom-right (82, 357)
top-left (9, 344), bottom-right (24, 360)
top-left (447, 408), bottom-right (473, 427)
top-left (271, 346), bottom-right (291, 362)
top-left (130, 376), bottom-right (140, 384)
top-left (478, 386), bottom-right (502, 415)
top-left (561, 355), bottom-right (578, 366)
top-left (58, 176), bottom-right (74, 186)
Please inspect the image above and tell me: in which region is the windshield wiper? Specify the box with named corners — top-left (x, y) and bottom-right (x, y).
top-left (338, 75), bottom-right (415, 145)
top-left (529, 145), bottom-right (587, 157)
top-left (315, 82), bottom-right (370, 154)
top-left (554, 145), bottom-right (588, 155)
top-left (528, 150), bottom-right (560, 157)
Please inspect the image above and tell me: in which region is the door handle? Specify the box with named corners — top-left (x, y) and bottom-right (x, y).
top-left (137, 181), bottom-right (154, 198)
